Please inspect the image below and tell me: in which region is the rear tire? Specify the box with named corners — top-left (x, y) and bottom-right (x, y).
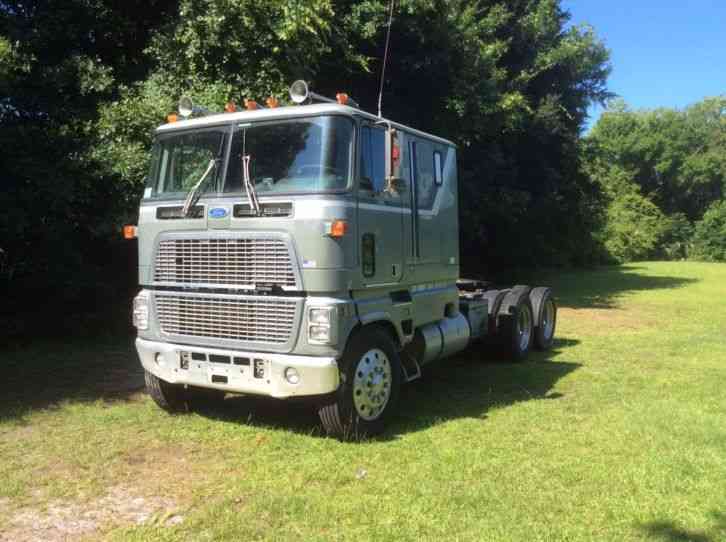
top-left (497, 290), bottom-right (534, 362)
top-left (530, 287), bottom-right (557, 350)
top-left (144, 370), bottom-right (188, 413)
top-left (481, 289), bottom-right (509, 336)
top-left (318, 327), bottom-right (402, 440)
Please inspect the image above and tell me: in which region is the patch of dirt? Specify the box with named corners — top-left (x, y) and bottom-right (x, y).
top-left (559, 307), bottom-right (658, 335)
top-left (0, 485), bottom-right (183, 542)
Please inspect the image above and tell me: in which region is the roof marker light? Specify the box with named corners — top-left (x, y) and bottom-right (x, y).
top-left (244, 99), bottom-right (259, 111)
top-left (166, 113), bottom-right (178, 123)
top-left (225, 100), bottom-right (238, 113)
top-left (336, 93), bottom-right (349, 105)
top-left (266, 96), bottom-right (280, 108)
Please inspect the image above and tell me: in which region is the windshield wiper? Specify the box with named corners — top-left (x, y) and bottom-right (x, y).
top-left (182, 158), bottom-right (218, 217)
top-left (242, 154), bottom-right (261, 216)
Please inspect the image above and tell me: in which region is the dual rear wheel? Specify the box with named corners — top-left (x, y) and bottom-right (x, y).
top-left (497, 286), bottom-right (557, 361)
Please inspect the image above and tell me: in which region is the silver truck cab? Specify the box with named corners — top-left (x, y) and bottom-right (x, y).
top-left (132, 87), bottom-right (556, 437)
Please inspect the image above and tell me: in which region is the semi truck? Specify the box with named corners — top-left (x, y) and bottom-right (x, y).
top-left (129, 81), bottom-right (557, 438)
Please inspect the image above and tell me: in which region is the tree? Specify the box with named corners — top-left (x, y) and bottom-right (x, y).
top-left (691, 200), bottom-right (726, 262)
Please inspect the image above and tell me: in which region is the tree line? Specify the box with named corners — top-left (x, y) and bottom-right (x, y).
top-left (585, 98), bottom-right (726, 262)
top-left (1, 0), bottom-right (724, 322)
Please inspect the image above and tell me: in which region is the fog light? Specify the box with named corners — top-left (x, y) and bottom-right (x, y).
top-left (155, 352), bottom-right (164, 365)
top-left (284, 367), bottom-right (300, 385)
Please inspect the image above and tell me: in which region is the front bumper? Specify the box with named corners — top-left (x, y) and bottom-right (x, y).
top-left (136, 338), bottom-right (340, 398)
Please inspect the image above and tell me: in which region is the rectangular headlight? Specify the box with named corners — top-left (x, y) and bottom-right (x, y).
top-left (132, 290), bottom-right (150, 330)
top-left (309, 307), bottom-right (332, 325)
top-left (307, 306), bottom-right (335, 344)
top-left (308, 325), bottom-right (331, 343)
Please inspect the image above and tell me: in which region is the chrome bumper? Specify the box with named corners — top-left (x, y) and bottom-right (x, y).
top-left (136, 338), bottom-right (339, 398)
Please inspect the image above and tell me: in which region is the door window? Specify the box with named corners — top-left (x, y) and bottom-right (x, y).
top-left (414, 140), bottom-right (438, 210)
top-left (359, 125), bottom-right (386, 193)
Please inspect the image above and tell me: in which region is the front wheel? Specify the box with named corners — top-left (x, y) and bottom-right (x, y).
top-left (318, 328), bottom-right (402, 439)
top-left (144, 370), bottom-right (189, 413)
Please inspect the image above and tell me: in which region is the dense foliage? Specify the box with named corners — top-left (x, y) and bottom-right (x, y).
top-left (691, 200), bottom-right (726, 261)
top-left (1, 0), bottom-right (613, 298)
top-left (585, 98), bottom-right (726, 262)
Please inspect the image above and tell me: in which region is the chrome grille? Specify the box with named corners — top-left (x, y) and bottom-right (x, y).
top-left (156, 295), bottom-right (297, 344)
top-left (154, 238), bottom-right (296, 288)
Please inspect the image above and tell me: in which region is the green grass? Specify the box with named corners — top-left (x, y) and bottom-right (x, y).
top-left (2, 262), bottom-right (726, 541)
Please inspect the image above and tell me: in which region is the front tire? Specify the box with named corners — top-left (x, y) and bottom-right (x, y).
top-left (144, 370), bottom-right (188, 413)
top-left (318, 327), bottom-right (402, 439)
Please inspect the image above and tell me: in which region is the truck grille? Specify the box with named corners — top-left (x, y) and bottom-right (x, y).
top-left (154, 237), bottom-right (297, 289)
top-left (155, 294), bottom-right (297, 344)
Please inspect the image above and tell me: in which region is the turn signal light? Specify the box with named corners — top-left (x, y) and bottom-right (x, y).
top-left (336, 93), bottom-right (349, 105)
top-left (329, 220), bottom-right (348, 238)
top-left (266, 96), bottom-right (279, 108)
top-left (166, 113), bottom-right (178, 123)
top-left (225, 101), bottom-right (237, 113)
top-left (123, 225), bottom-right (138, 239)
top-left (244, 99), bottom-right (259, 111)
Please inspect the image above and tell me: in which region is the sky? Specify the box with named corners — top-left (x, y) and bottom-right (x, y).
top-left (561, 0), bottom-right (726, 127)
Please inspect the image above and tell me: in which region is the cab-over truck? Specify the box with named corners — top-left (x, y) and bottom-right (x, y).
top-left (130, 82), bottom-right (557, 437)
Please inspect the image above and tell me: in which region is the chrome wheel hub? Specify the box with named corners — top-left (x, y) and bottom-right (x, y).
top-left (352, 348), bottom-right (392, 421)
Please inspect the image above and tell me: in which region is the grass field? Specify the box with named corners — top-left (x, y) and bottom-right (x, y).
top-left (2, 262), bottom-right (726, 541)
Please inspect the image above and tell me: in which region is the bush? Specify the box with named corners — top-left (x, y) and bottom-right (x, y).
top-left (658, 213), bottom-right (694, 260)
top-left (691, 200), bottom-right (726, 261)
top-left (604, 192), bottom-right (667, 262)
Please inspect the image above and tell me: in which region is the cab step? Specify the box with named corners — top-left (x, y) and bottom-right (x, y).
top-left (400, 351), bottom-right (422, 382)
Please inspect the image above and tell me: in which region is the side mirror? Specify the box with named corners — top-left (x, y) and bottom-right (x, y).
top-left (386, 176), bottom-right (407, 193)
top-left (385, 127), bottom-right (404, 194)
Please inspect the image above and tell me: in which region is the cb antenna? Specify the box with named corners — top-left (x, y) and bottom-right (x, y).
top-left (377, 0), bottom-right (396, 118)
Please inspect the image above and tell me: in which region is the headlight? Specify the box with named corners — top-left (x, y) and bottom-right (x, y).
top-left (132, 290), bottom-right (150, 330)
top-left (309, 307), bottom-right (332, 325)
top-left (308, 307), bottom-right (334, 344)
top-left (309, 325), bottom-right (331, 343)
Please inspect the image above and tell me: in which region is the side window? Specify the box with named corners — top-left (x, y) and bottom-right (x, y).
top-left (359, 125), bottom-right (386, 193)
top-left (415, 140), bottom-right (438, 210)
top-left (434, 151), bottom-right (443, 186)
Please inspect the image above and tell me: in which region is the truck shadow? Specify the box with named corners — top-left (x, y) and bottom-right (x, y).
top-left (0, 336), bottom-right (578, 439)
top-left (192, 337), bottom-right (581, 439)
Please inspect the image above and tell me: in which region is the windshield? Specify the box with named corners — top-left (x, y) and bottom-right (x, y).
top-left (145, 129), bottom-right (226, 198)
top-left (225, 116), bottom-right (353, 194)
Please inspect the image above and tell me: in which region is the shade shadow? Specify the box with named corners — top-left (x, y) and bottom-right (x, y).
top-left (639, 512), bottom-right (726, 542)
top-left (0, 338), bottom-right (144, 423)
top-left (549, 265), bottom-right (698, 310)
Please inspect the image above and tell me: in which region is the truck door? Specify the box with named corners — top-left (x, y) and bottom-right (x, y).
top-left (357, 123), bottom-right (405, 285)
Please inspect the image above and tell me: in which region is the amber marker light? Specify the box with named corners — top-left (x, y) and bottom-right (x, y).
top-left (123, 225), bottom-right (138, 239)
top-left (225, 100), bottom-right (237, 113)
top-left (328, 220), bottom-right (348, 238)
top-left (266, 96), bottom-right (280, 108)
top-left (336, 93), bottom-right (350, 105)
top-left (166, 113), bottom-right (178, 123)
top-left (244, 99), bottom-right (259, 110)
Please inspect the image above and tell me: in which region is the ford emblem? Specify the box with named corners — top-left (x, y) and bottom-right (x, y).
top-left (209, 207), bottom-right (228, 219)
